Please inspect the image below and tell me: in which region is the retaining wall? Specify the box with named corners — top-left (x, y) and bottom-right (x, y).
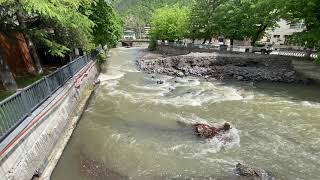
top-left (0, 60), bottom-right (98, 180)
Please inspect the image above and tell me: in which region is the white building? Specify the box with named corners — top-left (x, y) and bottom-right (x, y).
top-left (143, 26), bottom-right (151, 39)
top-left (265, 19), bottom-right (305, 45)
top-left (123, 30), bottom-right (136, 40)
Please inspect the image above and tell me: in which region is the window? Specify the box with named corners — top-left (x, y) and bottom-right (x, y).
top-left (273, 35), bottom-right (280, 38)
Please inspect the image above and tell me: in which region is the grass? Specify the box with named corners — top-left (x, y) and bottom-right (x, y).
top-left (0, 91), bottom-right (14, 101)
top-left (16, 75), bottom-right (43, 88)
top-left (0, 74), bottom-right (43, 101)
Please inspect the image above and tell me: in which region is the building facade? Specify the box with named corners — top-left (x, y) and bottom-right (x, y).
top-left (265, 19), bottom-right (305, 45)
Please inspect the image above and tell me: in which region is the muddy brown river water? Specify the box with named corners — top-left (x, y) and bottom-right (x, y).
top-left (52, 47), bottom-right (320, 180)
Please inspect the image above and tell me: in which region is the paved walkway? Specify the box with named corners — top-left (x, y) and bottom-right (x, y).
top-left (292, 60), bottom-right (320, 83)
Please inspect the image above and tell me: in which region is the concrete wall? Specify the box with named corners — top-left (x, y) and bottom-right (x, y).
top-left (0, 60), bottom-right (99, 180)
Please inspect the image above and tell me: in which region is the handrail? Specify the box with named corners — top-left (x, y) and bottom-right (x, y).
top-left (0, 48), bottom-right (101, 142)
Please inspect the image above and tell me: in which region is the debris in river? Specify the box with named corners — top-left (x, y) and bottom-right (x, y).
top-left (193, 122), bottom-right (231, 139)
top-left (235, 163), bottom-right (274, 180)
top-left (157, 80), bottom-right (164, 84)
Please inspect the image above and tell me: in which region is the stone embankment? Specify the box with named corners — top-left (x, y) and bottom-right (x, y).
top-left (138, 51), bottom-right (309, 83)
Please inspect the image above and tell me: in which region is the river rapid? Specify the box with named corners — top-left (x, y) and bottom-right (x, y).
top-left (52, 47), bottom-right (320, 180)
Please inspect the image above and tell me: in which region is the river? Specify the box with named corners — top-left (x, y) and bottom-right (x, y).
top-left (52, 47), bottom-right (320, 180)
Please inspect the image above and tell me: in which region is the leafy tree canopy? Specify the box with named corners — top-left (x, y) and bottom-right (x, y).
top-left (0, 0), bottom-right (95, 56)
top-left (113, 0), bottom-right (192, 38)
top-left (90, 0), bottom-right (123, 47)
top-left (150, 6), bottom-right (189, 42)
top-left (281, 0), bottom-right (320, 49)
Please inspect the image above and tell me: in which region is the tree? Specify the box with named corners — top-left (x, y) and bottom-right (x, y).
top-left (0, 0), bottom-right (95, 73)
top-left (281, 0), bottom-right (320, 61)
top-left (0, 50), bottom-right (17, 91)
top-left (212, 0), bottom-right (282, 45)
top-left (113, 0), bottom-right (192, 38)
top-left (150, 6), bottom-right (189, 42)
top-left (90, 0), bottom-right (123, 48)
top-left (189, 0), bottom-right (224, 43)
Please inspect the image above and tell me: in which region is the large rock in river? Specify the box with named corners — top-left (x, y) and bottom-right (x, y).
top-left (235, 163), bottom-right (274, 180)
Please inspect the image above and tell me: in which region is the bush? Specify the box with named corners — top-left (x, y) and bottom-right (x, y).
top-left (97, 52), bottom-right (107, 66)
top-left (148, 38), bottom-right (158, 51)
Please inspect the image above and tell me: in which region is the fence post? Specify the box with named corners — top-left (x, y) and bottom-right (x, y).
top-left (44, 76), bottom-right (52, 96)
top-left (19, 88), bottom-right (32, 116)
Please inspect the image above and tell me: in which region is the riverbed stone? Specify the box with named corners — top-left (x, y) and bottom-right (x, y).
top-left (138, 51), bottom-right (307, 83)
top-left (235, 163), bottom-right (274, 180)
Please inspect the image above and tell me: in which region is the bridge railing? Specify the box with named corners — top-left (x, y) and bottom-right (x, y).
top-left (163, 42), bottom-right (319, 59)
top-left (271, 50), bottom-right (318, 59)
top-left (0, 48), bottom-right (102, 143)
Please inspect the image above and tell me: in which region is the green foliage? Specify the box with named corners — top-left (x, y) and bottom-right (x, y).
top-left (90, 0), bottom-right (123, 48)
top-left (188, 0), bottom-right (222, 40)
top-left (189, 0), bottom-right (282, 44)
top-left (96, 52), bottom-right (107, 66)
top-left (281, 0), bottom-right (320, 50)
top-left (148, 36), bottom-right (158, 51)
top-left (150, 6), bottom-right (189, 41)
top-left (0, 0), bottom-right (95, 56)
top-left (113, 0), bottom-right (192, 38)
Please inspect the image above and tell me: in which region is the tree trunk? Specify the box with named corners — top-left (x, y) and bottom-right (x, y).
top-left (230, 39), bottom-right (234, 51)
top-left (16, 12), bottom-right (43, 74)
top-left (202, 38), bottom-right (207, 44)
top-left (0, 52), bottom-right (17, 91)
top-left (305, 49), bottom-right (312, 59)
top-left (192, 39), bottom-right (195, 44)
top-left (208, 38), bottom-right (212, 44)
top-left (251, 25), bottom-right (268, 46)
top-left (230, 39), bottom-right (234, 46)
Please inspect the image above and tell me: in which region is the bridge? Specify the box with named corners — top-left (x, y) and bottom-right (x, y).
top-left (121, 39), bottom-right (150, 47)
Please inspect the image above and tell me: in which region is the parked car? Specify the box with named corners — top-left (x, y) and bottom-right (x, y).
top-left (252, 43), bottom-right (273, 54)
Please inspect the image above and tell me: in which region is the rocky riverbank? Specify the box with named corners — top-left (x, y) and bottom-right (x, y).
top-left (138, 51), bottom-right (309, 83)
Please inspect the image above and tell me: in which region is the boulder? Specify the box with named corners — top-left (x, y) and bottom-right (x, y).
top-left (192, 122), bottom-right (231, 139)
top-left (235, 163), bottom-right (274, 180)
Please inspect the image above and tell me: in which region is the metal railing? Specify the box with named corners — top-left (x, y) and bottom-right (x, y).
top-left (0, 48), bottom-right (102, 142)
top-left (168, 42), bottom-right (319, 59)
top-left (271, 50), bottom-right (318, 59)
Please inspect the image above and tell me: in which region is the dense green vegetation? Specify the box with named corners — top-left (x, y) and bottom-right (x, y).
top-left (145, 0), bottom-right (319, 61)
top-left (0, 0), bottom-right (123, 69)
top-left (282, 0), bottom-right (320, 62)
top-left (113, 0), bottom-right (192, 38)
top-left (90, 0), bottom-right (123, 48)
top-left (0, 0), bottom-right (123, 93)
top-left (150, 6), bottom-right (189, 42)
top-left (150, 0), bottom-right (283, 45)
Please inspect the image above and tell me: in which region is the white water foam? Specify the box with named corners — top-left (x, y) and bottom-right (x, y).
top-left (300, 101), bottom-right (320, 108)
top-left (111, 133), bottom-right (121, 142)
top-left (190, 127), bottom-right (240, 157)
top-left (99, 70), bottom-right (125, 85)
top-left (167, 114), bottom-right (241, 155)
top-left (99, 67), bottom-right (253, 107)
